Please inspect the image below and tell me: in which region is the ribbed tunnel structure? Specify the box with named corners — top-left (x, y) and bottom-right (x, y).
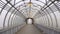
top-left (0, 0), bottom-right (60, 34)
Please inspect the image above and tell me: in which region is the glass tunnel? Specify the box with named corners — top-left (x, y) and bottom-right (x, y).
top-left (0, 0), bottom-right (60, 34)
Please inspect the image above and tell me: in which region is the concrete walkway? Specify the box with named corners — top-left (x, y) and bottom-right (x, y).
top-left (16, 24), bottom-right (43, 34)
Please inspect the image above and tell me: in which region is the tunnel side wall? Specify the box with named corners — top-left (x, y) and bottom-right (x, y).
top-left (34, 1), bottom-right (60, 34)
top-left (0, 10), bottom-right (26, 34)
top-left (34, 11), bottom-right (60, 34)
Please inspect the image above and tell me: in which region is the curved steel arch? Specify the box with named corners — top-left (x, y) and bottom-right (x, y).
top-left (31, 7), bottom-right (51, 27)
top-left (8, 7), bottom-right (27, 27)
top-left (3, 7), bottom-right (12, 28)
top-left (14, 0), bottom-right (46, 6)
top-left (15, 2), bottom-right (43, 10)
top-left (2, 2), bottom-right (26, 29)
top-left (45, 9), bottom-right (53, 28)
top-left (0, 2), bottom-right (8, 14)
top-left (13, 1), bottom-right (52, 27)
top-left (16, 3), bottom-right (43, 12)
top-left (36, 0), bottom-right (46, 4)
top-left (1, 0), bottom-right (57, 28)
top-left (31, 4), bottom-right (53, 28)
top-left (8, 9), bottom-right (15, 27)
top-left (19, 6), bottom-right (48, 18)
top-left (16, 4), bottom-right (46, 16)
top-left (49, 7), bottom-right (58, 29)
top-left (1, 1), bottom-right (42, 13)
top-left (0, 0), bottom-right (12, 14)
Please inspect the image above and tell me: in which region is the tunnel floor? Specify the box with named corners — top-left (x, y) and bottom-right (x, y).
top-left (16, 24), bottom-right (43, 34)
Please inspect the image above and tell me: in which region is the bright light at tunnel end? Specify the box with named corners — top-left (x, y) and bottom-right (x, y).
top-left (26, 18), bottom-right (34, 24)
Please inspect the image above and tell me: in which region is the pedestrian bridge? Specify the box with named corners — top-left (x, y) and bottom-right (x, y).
top-left (0, 0), bottom-right (60, 34)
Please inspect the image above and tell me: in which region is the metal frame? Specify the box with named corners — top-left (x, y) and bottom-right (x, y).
top-left (0, 0), bottom-right (60, 30)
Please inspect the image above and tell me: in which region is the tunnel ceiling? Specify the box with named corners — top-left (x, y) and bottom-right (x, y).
top-left (0, 0), bottom-right (59, 18)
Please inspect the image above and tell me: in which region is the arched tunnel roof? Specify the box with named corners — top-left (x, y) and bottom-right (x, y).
top-left (0, 0), bottom-right (60, 33)
top-left (0, 0), bottom-right (60, 34)
top-left (0, 0), bottom-right (59, 18)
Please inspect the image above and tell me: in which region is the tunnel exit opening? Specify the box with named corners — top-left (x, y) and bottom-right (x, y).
top-left (25, 18), bottom-right (34, 24)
